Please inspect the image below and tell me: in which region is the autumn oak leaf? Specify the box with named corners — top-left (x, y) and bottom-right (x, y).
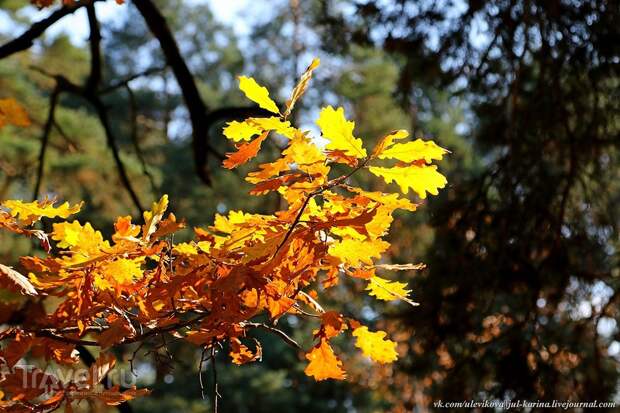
top-left (304, 339), bottom-right (346, 381)
top-left (316, 106), bottom-right (367, 158)
top-left (328, 238), bottom-right (389, 267)
top-left (352, 326), bottom-right (398, 364)
top-left (238, 76), bottom-right (280, 114)
top-left (368, 164), bottom-right (447, 199)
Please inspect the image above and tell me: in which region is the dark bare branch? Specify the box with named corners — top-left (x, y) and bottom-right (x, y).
top-left (33, 87), bottom-right (60, 200)
top-left (132, 0), bottom-right (211, 184)
top-left (85, 3), bottom-right (103, 93)
top-left (91, 96), bottom-right (145, 214)
top-left (100, 66), bottom-right (166, 94)
top-left (0, 0), bottom-right (99, 59)
top-left (124, 84), bottom-right (157, 194)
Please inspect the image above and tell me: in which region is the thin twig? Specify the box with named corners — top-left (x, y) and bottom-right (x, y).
top-left (124, 83), bottom-right (157, 194)
top-left (198, 346), bottom-right (208, 399)
top-left (242, 322), bottom-right (302, 349)
top-left (100, 66), bottom-right (166, 94)
top-left (210, 345), bottom-right (220, 413)
top-left (0, 0), bottom-right (100, 59)
top-left (33, 87), bottom-right (60, 200)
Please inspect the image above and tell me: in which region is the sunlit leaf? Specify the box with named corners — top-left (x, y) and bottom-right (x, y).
top-left (352, 326), bottom-right (398, 364)
top-left (284, 58), bottom-right (320, 118)
top-left (316, 106), bottom-right (367, 158)
top-left (238, 76), bottom-right (280, 114)
top-left (328, 238), bottom-right (389, 267)
top-left (378, 138), bottom-right (448, 163)
top-left (369, 164), bottom-right (447, 199)
top-left (304, 339), bottom-right (346, 381)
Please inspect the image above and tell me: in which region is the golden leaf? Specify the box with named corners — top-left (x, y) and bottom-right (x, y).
top-left (173, 242), bottom-right (198, 255)
top-left (352, 326), bottom-right (398, 364)
top-left (316, 106), bottom-right (367, 158)
top-left (284, 58), bottom-right (320, 118)
top-left (371, 129), bottom-right (409, 158)
top-left (366, 276), bottom-right (416, 304)
top-left (52, 221), bottom-right (108, 252)
top-left (142, 195), bottom-right (169, 241)
top-left (2, 199), bottom-right (82, 225)
top-left (238, 76), bottom-right (280, 114)
top-left (328, 238), bottom-right (389, 267)
top-left (248, 117), bottom-right (296, 139)
top-left (223, 120), bottom-right (262, 142)
top-left (378, 138), bottom-right (448, 163)
top-left (95, 258), bottom-right (144, 291)
top-left (304, 339), bottom-right (346, 381)
top-left (368, 164), bottom-right (447, 199)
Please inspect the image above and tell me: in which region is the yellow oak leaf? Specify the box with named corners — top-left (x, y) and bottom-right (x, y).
top-left (172, 242), bottom-right (198, 255)
top-left (328, 238), bottom-right (389, 267)
top-left (95, 258), bottom-right (144, 290)
top-left (213, 210), bottom-right (255, 233)
top-left (52, 221), bottom-right (108, 253)
top-left (371, 129), bottom-right (409, 158)
top-left (196, 241), bottom-right (211, 253)
top-left (364, 206), bottom-right (394, 239)
top-left (366, 276), bottom-right (411, 302)
top-left (369, 164), bottom-right (447, 199)
top-left (378, 138), bottom-right (448, 163)
top-left (316, 106), bottom-right (367, 158)
top-left (2, 199), bottom-right (82, 225)
top-left (249, 117), bottom-right (296, 139)
top-left (246, 158), bottom-right (290, 184)
top-left (238, 76), bottom-right (280, 114)
top-left (142, 195), bottom-right (169, 241)
top-left (304, 339), bottom-right (346, 381)
top-left (283, 131), bottom-right (326, 165)
top-left (346, 187), bottom-right (417, 211)
top-left (223, 120), bottom-right (262, 142)
top-left (352, 326), bottom-right (398, 364)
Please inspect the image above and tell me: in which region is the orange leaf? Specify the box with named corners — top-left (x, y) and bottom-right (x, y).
top-left (223, 131), bottom-right (269, 169)
top-left (98, 318), bottom-right (133, 349)
top-left (304, 339), bottom-right (346, 381)
top-left (229, 337), bottom-right (262, 365)
top-left (88, 353), bottom-right (116, 387)
top-left (319, 311), bottom-right (346, 339)
top-left (0, 98), bottom-right (30, 128)
top-left (1, 331), bottom-right (34, 367)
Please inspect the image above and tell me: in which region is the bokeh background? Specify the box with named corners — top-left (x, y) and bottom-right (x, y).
top-left (0, 0), bottom-right (619, 411)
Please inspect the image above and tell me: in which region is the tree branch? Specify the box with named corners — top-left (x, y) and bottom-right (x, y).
top-left (91, 95), bottom-right (145, 214)
top-left (132, 0), bottom-right (211, 184)
top-left (100, 66), bottom-right (166, 94)
top-left (124, 84), bottom-right (157, 194)
top-left (33, 86), bottom-right (60, 200)
top-left (30, 66), bottom-right (145, 215)
top-left (85, 3), bottom-right (103, 93)
top-left (0, 0), bottom-right (99, 59)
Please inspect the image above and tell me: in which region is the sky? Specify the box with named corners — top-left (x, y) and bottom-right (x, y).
top-left (0, 0), bottom-right (251, 44)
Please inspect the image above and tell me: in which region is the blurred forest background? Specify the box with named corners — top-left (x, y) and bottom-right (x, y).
top-left (0, 0), bottom-right (618, 412)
